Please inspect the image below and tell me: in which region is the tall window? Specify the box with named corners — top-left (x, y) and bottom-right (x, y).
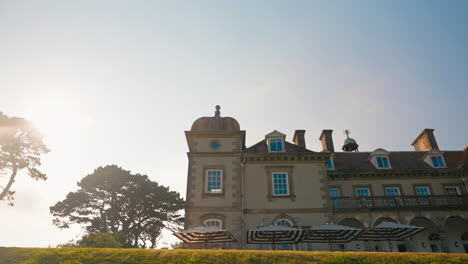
top-left (415, 186), bottom-right (431, 196)
top-left (272, 173), bottom-right (289, 196)
top-left (376, 157), bottom-right (390, 168)
top-left (329, 188), bottom-right (341, 208)
top-left (415, 186), bottom-right (431, 205)
top-left (356, 188), bottom-right (370, 197)
top-left (206, 170), bottom-right (222, 193)
top-left (385, 187), bottom-right (401, 206)
top-left (356, 187), bottom-right (371, 207)
top-left (444, 186), bottom-right (460, 195)
top-left (431, 156), bottom-right (445, 167)
top-left (204, 219), bottom-right (222, 229)
top-left (269, 139), bottom-right (284, 152)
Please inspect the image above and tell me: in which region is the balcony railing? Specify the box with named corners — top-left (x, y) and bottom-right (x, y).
top-left (330, 195), bottom-right (468, 211)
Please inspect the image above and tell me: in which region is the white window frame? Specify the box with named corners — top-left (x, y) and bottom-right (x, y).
top-left (431, 156), bottom-right (446, 168)
top-left (376, 156), bottom-right (391, 169)
top-left (272, 172), bottom-right (289, 196)
top-left (415, 186), bottom-right (431, 196)
top-left (444, 186), bottom-right (460, 195)
top-left (275, 218), bottom-right (293, 227)
top-left (385, 187), bottom-right (401, 196)
top-left (269, 138), bottom-right (284, 152)
top-left (203, 219), bottom-right (222, 229)
top-left (206, 169), bottom-right (223, 193)
top-left (355, 188), bottom-right (371, 197)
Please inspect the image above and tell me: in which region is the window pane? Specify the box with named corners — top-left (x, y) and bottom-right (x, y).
top-left (445, 186), bottom-right (459, 195)
top-left (437, 156), bottom-right (445, 167)
top-left (277, 140), bottom-right (283, 151)
top-left (206, 170), bottom-right (222, 193)
top-left (431, 156), bottom-right (439, 167)
top-left (383, 158), bottom-right (389, 168)
top-left (356, 188), bottom-right (370, 197)
top-left (326, 160), bottom-right (333, 169)
top-left (386, 187), bottom-right (400, 196)
top-left (377, 157), bottom-right (383, 167)
top-left (273, 173), bottom-right (289, 195)
top-left (415, 187), bottom-right (430, 196)
top-left (329, 189), bottom-right (340, 197)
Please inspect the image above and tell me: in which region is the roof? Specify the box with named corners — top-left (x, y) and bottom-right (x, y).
top-left (333, 151), bottom-right (465, 170)
top-left (245, 140), bottom-right (313, 153)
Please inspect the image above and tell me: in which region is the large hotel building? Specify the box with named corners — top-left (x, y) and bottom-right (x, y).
top-left (183, 106), bottom-right (468, 253)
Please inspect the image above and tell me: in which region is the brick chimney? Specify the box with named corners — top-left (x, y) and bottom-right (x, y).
top-left (293, 130), bottom-right (306, 149)
top-left (319, 130), bottom-right (335, 152)
top-left (411, 129), bottom-right (439, 151)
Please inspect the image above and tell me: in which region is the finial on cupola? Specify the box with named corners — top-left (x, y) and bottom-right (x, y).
top-left (215, 105), bottom-right (221, 117)
top-left (342, 129), bottom-right (359, 152)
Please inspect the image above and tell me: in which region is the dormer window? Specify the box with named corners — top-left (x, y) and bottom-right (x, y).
top-left (269, 139), bottom-right (284, 152)
top-left (423, 150), bottom-right (446, 168)
top-left (369, 148), bottom-right (391, 169)
top-left (376, 156), bottom-right (390, 168)
top-left (325, 158), bottom-right (334, 169)
top-left (431, 156), bottom-right (445, 168)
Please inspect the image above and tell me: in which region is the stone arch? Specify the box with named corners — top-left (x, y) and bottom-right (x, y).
top-left (409, 216), bottom-right (440, 252)
top-left (338, 218), bottom-right (366, 229)
top-left (271, 213), bottom-right (298, 227)
top-left (372, 217), bottom-right (397, 227)
top-left (200, 213), bottom-right (225, 228)
top-left (443, 216), bottom-right (468, 253)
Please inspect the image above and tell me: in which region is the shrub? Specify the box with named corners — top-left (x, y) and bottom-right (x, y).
top-left (0, 247), bottom-right (467, 264)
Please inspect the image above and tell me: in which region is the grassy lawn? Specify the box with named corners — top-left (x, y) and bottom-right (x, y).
top-left (0, 247), bottom-right (467, 264)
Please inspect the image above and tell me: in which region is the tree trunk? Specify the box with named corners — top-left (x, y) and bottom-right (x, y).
top-left (0, 165), bottom-right (17, 202)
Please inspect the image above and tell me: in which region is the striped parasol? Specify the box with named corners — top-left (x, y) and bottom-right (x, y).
top-left (357, 221), bottom-right (425, 241)
top-left (357, 221), bottom-right (425, 251)
top-left (302, 223), bottom-right (363, 243)
top-left (247, 225), bottom-right (305, 250)
top-left (173, 226), bottom-right (236, 248)
top-left (301, 223), bottom-right (363, 250)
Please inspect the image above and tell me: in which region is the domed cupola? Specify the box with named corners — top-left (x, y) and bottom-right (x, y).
top-left (342, 129), bottom-right (359, 152)
top-left (191, 105), bottom-right (240, 132)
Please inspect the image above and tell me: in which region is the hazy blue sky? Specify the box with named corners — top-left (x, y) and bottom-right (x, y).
top-left (1, 0), bottom-right (467, 247)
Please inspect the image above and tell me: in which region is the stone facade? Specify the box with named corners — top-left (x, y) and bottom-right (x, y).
top-left (183, 106), bottom-right (468, 252)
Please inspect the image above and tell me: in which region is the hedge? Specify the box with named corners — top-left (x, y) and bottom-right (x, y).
top-left (0, 247), bottom-right (467, 264)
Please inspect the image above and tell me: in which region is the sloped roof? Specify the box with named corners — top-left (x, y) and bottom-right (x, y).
top-left (333, 151), bottom-right (464, 170)
top-left (245, 140), bottom-right (313, 153)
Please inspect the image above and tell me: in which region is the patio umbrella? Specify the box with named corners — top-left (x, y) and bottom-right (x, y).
top-left (173, 226), bottom-right (236, 249)
top-left (301, 223), bottom-right (363, 250)
top-left (357, 221), bottom-right (425, 251)
top-left (247, 225), bottom-right (305, 250)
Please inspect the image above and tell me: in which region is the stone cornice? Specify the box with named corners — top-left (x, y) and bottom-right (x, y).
top-left (187, 152), bottom-right (242, 158)
top-left (327, 168), bottom-right (461, 180)
top-left (243, 152), bottom-right (330, 163)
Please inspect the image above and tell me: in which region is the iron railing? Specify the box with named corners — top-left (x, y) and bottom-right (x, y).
top-left (330, 195), bottom-right (468, 211)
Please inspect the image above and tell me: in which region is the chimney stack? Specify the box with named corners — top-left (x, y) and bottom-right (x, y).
top-left (319, 130), bottom-right (335, 152)
top-left (411, 128), bottom-right (439, 151)
top-left (293, 130), bottom-right (306, 149)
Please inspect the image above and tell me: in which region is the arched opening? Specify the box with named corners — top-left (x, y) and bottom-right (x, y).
top-left (371, 217), bottom-right (398, 252)
top-left (444, 216), bottom-right (468, 253)
top-left (272, 218), bottom-right (294, 251)
top-left (409, 217), bottom-right (439, 253)
top-left (203, 218), bottom-right (222, 229)
top-left (338, 218), bottom-right (366, 251)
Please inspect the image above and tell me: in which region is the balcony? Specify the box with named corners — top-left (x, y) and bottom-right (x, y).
top-left (330, 195), bottom-right (468, 211)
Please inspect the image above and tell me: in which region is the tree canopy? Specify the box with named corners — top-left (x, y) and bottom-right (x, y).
top-left (0, 112), bottom-right (49, 205)
top-left (50, 165), bottom-right (184, 248)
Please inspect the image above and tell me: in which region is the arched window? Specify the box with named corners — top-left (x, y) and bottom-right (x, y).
top-left (275, 219), bottom-right (293, 227)
top-left (204, 219), bottom-right (222, 229)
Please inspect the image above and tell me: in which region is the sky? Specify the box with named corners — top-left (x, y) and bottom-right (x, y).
top-left (1, 0), bottom-right (467, 248)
